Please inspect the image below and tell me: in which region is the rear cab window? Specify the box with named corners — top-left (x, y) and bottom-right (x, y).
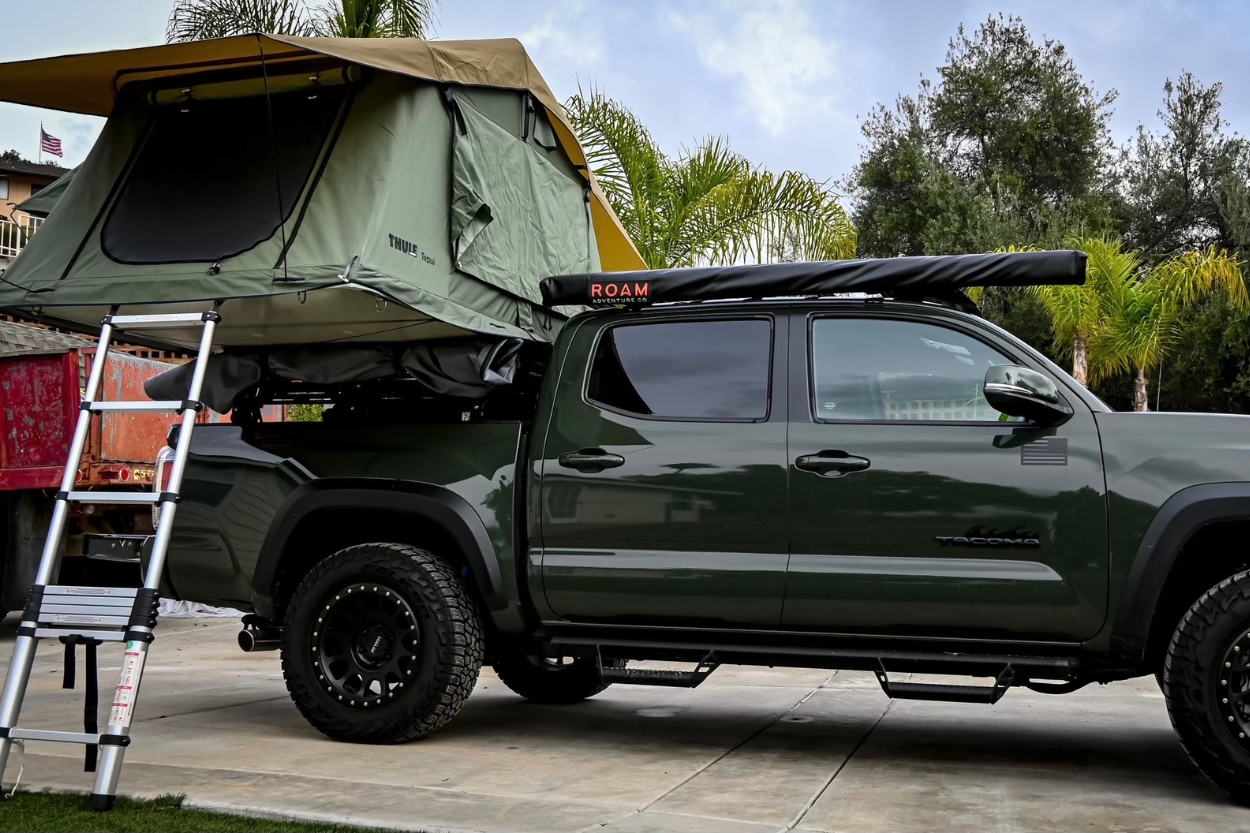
top-left (586, 318), bottom-right (773, 421)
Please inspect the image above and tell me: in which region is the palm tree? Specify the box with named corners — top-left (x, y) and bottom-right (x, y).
top-left (166, 0), bottom-right (437, 42)
top-left (1033, 236), bottom-right (1246, 409)
top-left (1090, 246), bottom-right (1247, 410)
top-left (565, 88), bottom-right (856, 269)
top-left (1031, 237), bottom-right (1136, 386)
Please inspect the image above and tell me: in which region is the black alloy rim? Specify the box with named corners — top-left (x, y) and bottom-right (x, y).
top-left (313, 583), bottom-right (420, 708)
top-left (1219, 626), bottom-right (1250, 748)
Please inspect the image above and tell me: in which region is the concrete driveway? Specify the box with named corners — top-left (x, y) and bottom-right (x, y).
top-left (0, 614), bottom-right (1245, 832)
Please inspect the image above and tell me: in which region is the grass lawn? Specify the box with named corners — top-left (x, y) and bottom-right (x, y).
top-left (0, 791), bottom-right (383, 832)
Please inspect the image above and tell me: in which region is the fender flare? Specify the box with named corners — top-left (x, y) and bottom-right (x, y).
top-left (253, 479), bottom-right (507, 615)
top-left (1111, 482), bottom-right (1250, 659)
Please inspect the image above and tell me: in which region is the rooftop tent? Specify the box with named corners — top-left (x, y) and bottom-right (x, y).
top-left (14, 167), bottom-right (76, 219)
top-left (0, 36), bottom-right (644, 351)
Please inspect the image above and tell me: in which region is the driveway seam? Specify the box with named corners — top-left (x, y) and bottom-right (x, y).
top-left (785, 697), bottom-right (894, 831)
top-left (578, 672), bottom-right (840, 833)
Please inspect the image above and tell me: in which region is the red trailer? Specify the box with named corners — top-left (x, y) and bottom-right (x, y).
top-left (0, 321), bottom-right (191, 612)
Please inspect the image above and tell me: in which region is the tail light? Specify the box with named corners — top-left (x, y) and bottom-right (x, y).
top-left (152, 445), bottom-right (175, 528)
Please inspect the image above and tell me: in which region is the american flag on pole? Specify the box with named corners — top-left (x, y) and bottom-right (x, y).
top-left (39, 127), bottom-right (62, 158)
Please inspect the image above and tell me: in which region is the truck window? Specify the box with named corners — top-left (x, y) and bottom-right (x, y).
top-left (810, 317), bottom-right (1016, 422)
top-left (586, 318), bottom-right (771, 421)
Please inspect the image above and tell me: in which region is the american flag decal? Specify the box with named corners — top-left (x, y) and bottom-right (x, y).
top-left (40, 127), bottom-right (62, 158)
top-left (1021, 437), bottom-right (1068, 466)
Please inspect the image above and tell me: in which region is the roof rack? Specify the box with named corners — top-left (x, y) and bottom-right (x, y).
top-left (540, 251), bottom-right (1087, 314)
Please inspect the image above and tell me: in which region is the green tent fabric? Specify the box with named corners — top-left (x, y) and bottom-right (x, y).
top-left (451, 94), bottom-right (596, 304)
top-left (15, 167), bottom-right (75, 218)
top-left (0, 44), bottom-right (608, 351)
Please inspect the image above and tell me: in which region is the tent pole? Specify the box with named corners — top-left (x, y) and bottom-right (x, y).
top-left (256, 34), bottom-right (289, 283)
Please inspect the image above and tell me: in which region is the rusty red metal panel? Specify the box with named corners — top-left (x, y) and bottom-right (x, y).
top-left (86, 349), bottom-right (181, 465)
top-left (0, 350), bottom-right (78, 473)
top-left (0, 465), bottom-right (67, 490)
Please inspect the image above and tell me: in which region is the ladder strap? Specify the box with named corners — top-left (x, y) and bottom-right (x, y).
top-left (59, 634), bottom-right (101, 772)
top-left (62, 635), bottom-right (76, 690)
top-left (84, 640), bottom-right (99, 772)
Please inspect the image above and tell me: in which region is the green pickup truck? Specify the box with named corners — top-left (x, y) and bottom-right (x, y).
top-left (157, 254), bottom-right (1250, 800)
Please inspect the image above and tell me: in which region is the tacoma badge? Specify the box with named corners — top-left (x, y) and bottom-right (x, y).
top-left (935, 525), bottom-right (1040, 548)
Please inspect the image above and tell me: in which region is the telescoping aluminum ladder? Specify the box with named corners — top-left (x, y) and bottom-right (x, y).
top-left (0, 308), bottom-right (220, 811)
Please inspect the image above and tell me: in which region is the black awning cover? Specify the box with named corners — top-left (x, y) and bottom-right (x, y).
top-left (541, 250), bottom-right (1087, 308)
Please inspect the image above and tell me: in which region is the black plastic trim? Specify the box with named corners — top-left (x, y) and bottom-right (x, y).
top-left (89, 793), bottom-right (116, 812)
top-left (253, 479), bottom-right (508, 615)
top-left (1111, 482), bottom-right (1250, 660)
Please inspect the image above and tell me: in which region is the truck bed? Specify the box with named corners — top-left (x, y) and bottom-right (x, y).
top-left (167, 420), bottom-right (524, 614)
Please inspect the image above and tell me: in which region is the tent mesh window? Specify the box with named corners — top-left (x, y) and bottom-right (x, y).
top-left (101, 85), bottom-right (350, 264)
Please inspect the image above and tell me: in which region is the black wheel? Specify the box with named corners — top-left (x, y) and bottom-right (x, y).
top-left (492, 649), bottom-right (619, 704)
top-left (281, 543), bottom-right (483, 743)
top-left (1164, 570), bottom-right (1250, 802)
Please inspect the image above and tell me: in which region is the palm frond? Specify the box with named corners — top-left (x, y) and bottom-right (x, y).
top-left (1087, 278), bottom-right (1176, 382)
top-left (564, 87), bottom-right (667, 266)
top-left (167, 0), bottom-right (313, 41)
top-left (565, 88), bottom-right (855, 269)
top-left (384, 0), bottom-right (435, 37)
top-left (314, 0), bottom-right (434, 37)
top-left (170, 0), bottom-right (436, 41)
top-left (1149, 246), bottom-right (1248, 311)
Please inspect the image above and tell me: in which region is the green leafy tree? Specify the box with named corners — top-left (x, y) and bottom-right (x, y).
top-left (1153, 292), bottom-right (1250, 413)
top-left (851, 14), bottom-right (1118, 258)
top-left (166, 0), bottom-right (437, 42)
top-left (565, 88), bottom-right (855, 269)
top-left (1118, 73), bottom-right (1249, 257)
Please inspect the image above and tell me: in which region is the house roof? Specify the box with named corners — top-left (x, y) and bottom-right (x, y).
top-left (0, 319), bottom-right (93, 354)
top-left (0, 158), bottom-right (66, 180)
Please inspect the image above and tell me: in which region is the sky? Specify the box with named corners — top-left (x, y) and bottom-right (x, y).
top-left (1, 0), bottom-right (1248, 188)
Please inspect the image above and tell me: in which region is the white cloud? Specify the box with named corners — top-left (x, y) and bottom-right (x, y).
top-left (671, 0), bottom-right (839, 136)
top-left (519, 2), bottom-right (604, 67)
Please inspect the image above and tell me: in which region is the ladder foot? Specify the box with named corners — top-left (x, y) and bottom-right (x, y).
top-left (89, 793), bottom-right (116, 812)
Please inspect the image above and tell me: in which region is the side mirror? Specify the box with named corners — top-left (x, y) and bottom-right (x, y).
top-left (983, 365), bottom-right (1073, 426)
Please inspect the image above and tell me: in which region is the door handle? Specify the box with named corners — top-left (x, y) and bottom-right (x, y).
top-left (558, 448), bottom-right (626, 472)
top-left (795, 450), bottom-right (871, 477)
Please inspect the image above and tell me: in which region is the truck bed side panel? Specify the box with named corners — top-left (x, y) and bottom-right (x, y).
top-left (169, 421), bottom-right (523, 627)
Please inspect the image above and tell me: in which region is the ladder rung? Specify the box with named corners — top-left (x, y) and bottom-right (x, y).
top-left (7, 728), bottom-right (103, 745)
top-left (62, 491), bottom-right (160, 504)
top-left (42, 603), bottom-right (135, 619)
top-left (107, 312), bottom-right (213, 327)
top-left (43, 585), bottom-right (139, 598)
top-left (43, 613), bottom-right (130, 627)
top-left (30, 628), bottom-right (127, 642)
top-left (85, 400), bottom-right (185, 412)
top-left (43, 595), bottom-right (137, 608)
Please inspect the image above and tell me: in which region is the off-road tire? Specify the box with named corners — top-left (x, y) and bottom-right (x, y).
top-left (492, 649), bottom-right (618, 704)
top-left (281, 543), bottom-right (483, 743)
top-left (1164, 570), bottom-right (1250, 802)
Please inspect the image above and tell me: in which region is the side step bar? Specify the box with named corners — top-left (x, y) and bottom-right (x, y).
top-left (598, 653), bottom-right (719, 689)
top-left (875, 661), bottom-right (1014, 704)
top-left (549, 634), bottom-right (1078, 680)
